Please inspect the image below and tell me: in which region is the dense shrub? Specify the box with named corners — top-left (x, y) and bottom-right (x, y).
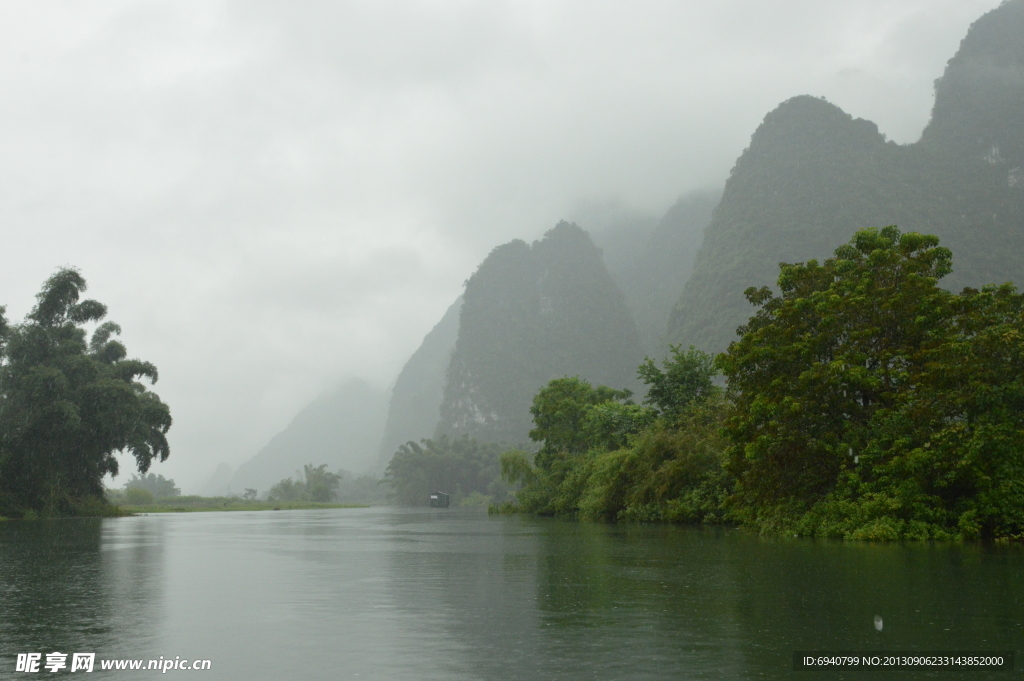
top-left (385, 435), bottom-right (510, 506)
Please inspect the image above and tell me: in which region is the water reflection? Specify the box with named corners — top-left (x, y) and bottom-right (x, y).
top-left (1, 510), bottom-right (1022, 680)
top-left (383, 510), bottom-right (544, 679)
top-left (724, 536), bottom-right (1024, 677)
top-left (0, 518), bottom-right (164, 662)
top-left (388, 515), bottom-right (1023, 680)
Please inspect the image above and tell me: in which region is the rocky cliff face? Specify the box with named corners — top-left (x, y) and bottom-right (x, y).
top-left (921, 0), bottom-right (1024, 164)
top-left (436, 222), bottom-right (644, 446)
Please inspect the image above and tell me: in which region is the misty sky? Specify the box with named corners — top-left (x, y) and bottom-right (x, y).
top-left (0, 0), bottom-right (1003, 491)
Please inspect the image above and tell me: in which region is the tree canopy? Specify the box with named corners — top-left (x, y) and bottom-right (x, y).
top-left (124, 472), bottom-right (180, 498)
top-left (637, 345), bottom-right (716, 419)
top-left (528, 377), bottom-right (636, 468)
top-left (268, 464), bottom-right (342, 502)
top-left (0, 268), bottom-right (171, 516)
top-left (499, 225), bottom-right (1024, 540)
top-left (720, 226), bottom-right (1024, 539)
top-left (500, 351), bottom-right (727, 522)
top-left (384, 435), bottom-right (508, 506)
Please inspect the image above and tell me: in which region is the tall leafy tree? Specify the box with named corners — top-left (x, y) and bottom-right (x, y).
top-left (720, 227), bottom-right (954, 513)
top-left (0, 268), bottom-right (171, 516)
top-left (637, 345), bottom-right (716, 419)
top-left (528, 377), bottom-right (634, 468)
top-left (385, 435), bottom-right (506, 505)
top-left (863, 283), bottom-right (1024, 538)
top-left (124, 472), bottom-right (180, 498)
top-left (721, 226), bottom-right (1024, 538)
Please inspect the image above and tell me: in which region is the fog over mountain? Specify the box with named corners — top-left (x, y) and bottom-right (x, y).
top-left (607, 192), bottom-right (720, 354)
top-left (229, 379), bottom-right (387, 494)
top-left (670, 0), bottom-right (1024, 353)
top-left (0, 0), bottom-right (1003, 491)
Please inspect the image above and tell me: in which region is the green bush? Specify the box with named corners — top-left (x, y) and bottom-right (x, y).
top-left (505, 378), bottom-right (732, 525)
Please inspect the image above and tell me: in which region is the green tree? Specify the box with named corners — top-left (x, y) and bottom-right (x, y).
top-left (528, 376), bottom-right (633, 469)
top-left (0, 269), bottom-right (172, 516)
top-left (0, 306), bottom-right (8, 352)
top-left (560, 393), bottom-right (732, 523)
top-left (304, 463), bottom-right (342, 502)
top-left (268, 476), bottom-right (304, 502)
top-left (720, 226), bottom-right (1024, 538)
top-left (582, 401), bottom-right (658, 452)
top-left (852, 283), bottom-right (1024, 539)
top-left (720, 227), bottom-right (953, 527)
top-left (266, 463), bottom-right (342, 502)
top-left (385, 435), bottom-right (507, 506)
top-left (124, 472), bottom-right (180, 498)
top-left (637, 345), bottom-right (717, 419)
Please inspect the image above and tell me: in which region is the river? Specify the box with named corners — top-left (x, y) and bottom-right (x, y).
top-left (1, 507), bottom-right (1021, 679)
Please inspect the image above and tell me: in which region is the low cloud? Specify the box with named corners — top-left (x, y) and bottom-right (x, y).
top-left (0, 0), bottom-right (1001, 490)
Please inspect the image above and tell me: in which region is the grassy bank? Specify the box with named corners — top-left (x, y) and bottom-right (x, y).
top-left (118, 495), bottom-right (369, 514)
top-left (1, 496), bottom-right (134, 519)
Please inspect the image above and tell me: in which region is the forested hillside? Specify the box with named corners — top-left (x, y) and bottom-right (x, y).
top-left (670, 0), bottom-right (1024, 353)
top-left (503, 225), bottom-right (1024, 540)
top-left (436, 222), bottom-right (644, 446)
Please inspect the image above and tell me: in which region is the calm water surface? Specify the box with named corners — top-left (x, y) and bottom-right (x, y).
top-left (1, 507), bottom-right (1021, 680)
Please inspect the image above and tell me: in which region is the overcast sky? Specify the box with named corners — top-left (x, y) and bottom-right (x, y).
top-left (0, 0), bottom-right (1003, 491)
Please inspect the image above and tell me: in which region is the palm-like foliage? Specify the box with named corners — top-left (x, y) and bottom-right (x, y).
top-left (0, 269), bottom-right (171, 516)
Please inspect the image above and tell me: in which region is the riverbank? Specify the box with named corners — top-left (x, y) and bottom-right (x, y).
top-left (119, 496), bottom-right (369, 514)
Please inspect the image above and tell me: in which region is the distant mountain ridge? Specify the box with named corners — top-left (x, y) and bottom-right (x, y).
top-left (575, 193), bottom-right (718, 356)
top-left (230, 378), bottom-right (387, 493)
top-left (374, 198), bottom-right (711, 465)
top-left (669, 0), bottom-right (1024, 353)
top-left (246, 1), bottom-right (1024, 482)
top-left (435, 221), bottom-right (645, 446)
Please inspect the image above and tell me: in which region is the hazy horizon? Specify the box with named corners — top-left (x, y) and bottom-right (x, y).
top-left (0, 0), bottom-right (1003, 492)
